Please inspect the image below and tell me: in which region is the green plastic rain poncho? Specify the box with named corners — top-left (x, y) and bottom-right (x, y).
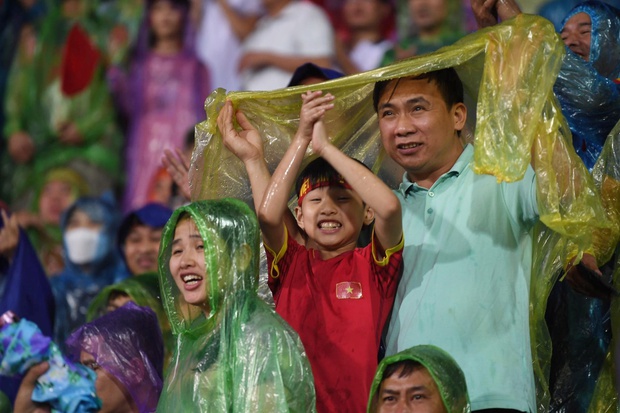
top-left (2, 1), bottom-right (122, 207)
top-left (367, 345), bottom-right (470, 413)
top-left (156, 199), bottom-right (315, 412)
top-left (188, 14), bottom-right (613, 412)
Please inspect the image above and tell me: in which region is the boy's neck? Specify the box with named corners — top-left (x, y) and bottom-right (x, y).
top-left (306, 238), bottom-right (358, 260)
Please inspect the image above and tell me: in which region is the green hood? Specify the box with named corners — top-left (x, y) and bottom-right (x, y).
top-left (367, 345), bottom-right (470, 413)
top-left (156, 199), bottom-right (316, 412)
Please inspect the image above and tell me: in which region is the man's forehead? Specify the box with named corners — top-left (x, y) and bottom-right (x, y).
top-left (562, 12), bottom-right (592, 32)
top-left (379, 77), bottom-right (436, 105)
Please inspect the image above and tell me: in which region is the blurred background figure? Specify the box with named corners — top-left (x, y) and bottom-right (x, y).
top-left (240, 0), bottom-right (335, 91)
top-left (15, 166), bottom-right (89, 276)
top-left (116, 202), bottom-right (172, 277)
top-left (0, 205), bottom-right (54, 406)
top-left (107, 0), bottom-right (211, 213)
top-left (334, 0), bottom-right (395, 74)
top-left (2, 0), bottom-right (123, 211)
top-left (194, 0), bottom-right (262, 91)
top-left (381, 0), bottom-right (466, 65)
top-left (51, 195), bottom-right (125, 347)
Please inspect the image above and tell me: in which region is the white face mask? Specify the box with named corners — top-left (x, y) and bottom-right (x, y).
top-left (65, 228), bottom-right (102, 265)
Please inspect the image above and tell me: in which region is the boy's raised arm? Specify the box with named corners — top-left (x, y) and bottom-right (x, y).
top-left (311, 117), bottom-right (403, 255)
top-left (258, 91), bottom-right (335, 252)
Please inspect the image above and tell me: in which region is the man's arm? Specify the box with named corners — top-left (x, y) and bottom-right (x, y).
top-left (310, 101), bottom-right (402, 255)
top-left (238, 53), bottom-right (332, 75)
top-left (258, 91), bottom-right (335, 252)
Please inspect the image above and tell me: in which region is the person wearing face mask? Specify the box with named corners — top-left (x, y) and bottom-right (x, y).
top-left (50, 194), bottom-right (125, 347)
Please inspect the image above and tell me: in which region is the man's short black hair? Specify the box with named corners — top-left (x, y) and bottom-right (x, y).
top-left (372, 68), bottom-right (464, 112)
top-left (381, 359), bottom-right (424, 382)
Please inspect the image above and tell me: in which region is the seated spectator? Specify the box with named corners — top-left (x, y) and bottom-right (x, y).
top-left (15, 166), bottom-right (89, 275)
top-left (240, 0), bottom-right (335, 91)
top-left (381, 0), bottom-right (465, 65)
top-left (156, 198), bottom-right (315, 411)
top-left (107, 0), bottom-right (211, 212)
top-left (334, 0), bottom-right (394, 74)
top-left (87, 274), bottom-right (174, 366)
top-left (14, 302), bottom-right (164, 413)
top-left (50, 195), bottom-right (125, 347)
top-left (368, 345), bottom-right (470, 413)
top-left (117, 203), bottom-right (173, 277)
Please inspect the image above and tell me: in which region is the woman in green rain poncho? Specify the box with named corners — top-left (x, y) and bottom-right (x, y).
top-left (367, 345), bottom-right (470, 413)
top-left (156, 198), bottom-right (316, 412)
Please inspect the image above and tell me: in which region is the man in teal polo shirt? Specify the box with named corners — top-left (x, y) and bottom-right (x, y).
top-left (372, 68), bottom-right (538, 413)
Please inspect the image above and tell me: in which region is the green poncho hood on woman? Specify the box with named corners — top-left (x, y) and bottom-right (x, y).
top-left (367, 345), bottom-right (470, 413)
top-left (156, 198), bottom-right (316, 412)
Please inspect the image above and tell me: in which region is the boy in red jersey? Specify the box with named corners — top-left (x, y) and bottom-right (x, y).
top-left (236, 90), bottom-right (404, 412)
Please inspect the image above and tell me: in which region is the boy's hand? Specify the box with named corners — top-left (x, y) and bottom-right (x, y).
top-left (218, 100), bottom-right (264, 164)
top-left (311, 119), bottom-right (331, 156)
top-left (298, 91), bottom-right (334, 142)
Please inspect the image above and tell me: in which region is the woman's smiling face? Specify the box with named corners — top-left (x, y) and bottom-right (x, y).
top-left (169, 217), bottom-right (208, 310)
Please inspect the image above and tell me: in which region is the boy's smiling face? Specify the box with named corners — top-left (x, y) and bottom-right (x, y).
top-left (295, 185), bottom-right (374, 259)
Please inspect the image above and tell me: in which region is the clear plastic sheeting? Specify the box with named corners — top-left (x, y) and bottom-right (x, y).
top-left (66, 302), bottom-right (164, 413)
top-left (366, 345), bottom-right (470, 413)
top-left (156, 199), bottom-right (316, 412)
top-left (190, 15), bottom-right (611, 412)
top-left (587, 120), bottom-right (620, 412)
top-left (554, 1), bottom-right (620, 170)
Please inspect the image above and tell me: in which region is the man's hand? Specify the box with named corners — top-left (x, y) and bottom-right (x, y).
top-left (564, 253), bottom-right (616, 301)
top-left (0, 209), bottom-right (20, 261)
top-left (161, 148), bottom-right (191, 201)
top-left (218, 100), bottom-right (264, 164)
top-left (14, 362), bottom-right (51, 413)
top-left (238, 52), bottom-right (272, 72)
top-left (471, 0), bottom-right (499, 28)
top-left (8, 131), bottom-right (36, 164)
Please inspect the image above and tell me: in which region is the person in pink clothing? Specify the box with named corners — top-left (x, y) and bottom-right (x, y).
top-left (107, 0), bottom-right (211, 212)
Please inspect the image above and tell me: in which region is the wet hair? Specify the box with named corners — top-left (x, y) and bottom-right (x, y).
top-left (372, 68), bottom-right (464, 112)
top-left (294, 157), bottom-right (370, 201)
top-left (381, 359), bottom-right (424, 381)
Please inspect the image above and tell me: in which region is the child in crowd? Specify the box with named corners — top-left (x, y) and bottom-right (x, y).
top-left (223, 90), bottom-right (403, 412)
top-left (156, 199), bottom-right (315, 412)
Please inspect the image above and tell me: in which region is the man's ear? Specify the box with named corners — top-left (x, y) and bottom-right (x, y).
top-left (363, 206), bottom-right (375, 226)
top-left (453, 102), bottom-right (467, 132)
top-left (294, 206), bottom-right (305, 230)
top-left (234, 243), bottom-right (252, 271)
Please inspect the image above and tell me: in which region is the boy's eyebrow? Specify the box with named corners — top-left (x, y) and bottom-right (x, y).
top-left (171, 234), bottom-right (202, 246)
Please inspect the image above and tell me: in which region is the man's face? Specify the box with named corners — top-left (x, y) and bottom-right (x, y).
top-left (295, 186), bottom-right (372, 257)
top-left (561, 12), bottom-right (592, 61)
top-left (123, 224), bottom-right (163, 275)
top-left (408, 0), bottom-right (447, 35)
top-left (169, 218), bottom-right (208, 308)
top-left (343, 0), bottom-right (389, 32)
top-left (80, 351), bottom-right (136, 413)
top-left (377, 77), bottom-right (466, 187)
top-left (376, 366), bottom-right (447, 413)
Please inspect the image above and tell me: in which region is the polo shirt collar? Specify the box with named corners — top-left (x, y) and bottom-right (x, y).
top-left (397, 144), bottom-right (472, 197)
